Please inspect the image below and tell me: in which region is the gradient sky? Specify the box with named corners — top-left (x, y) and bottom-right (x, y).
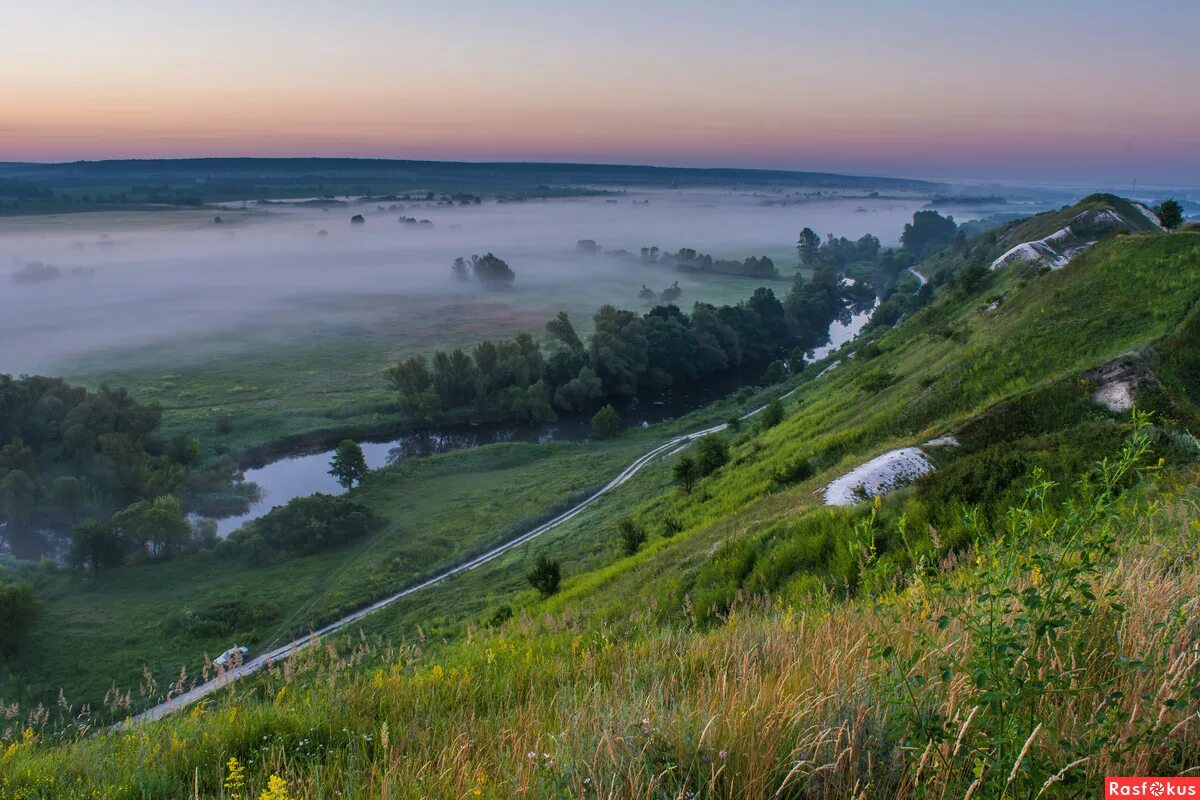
top-left (3, 0), bottom-right (1198, 184)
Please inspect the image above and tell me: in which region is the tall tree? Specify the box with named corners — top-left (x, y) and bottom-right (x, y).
top-left (797, 227), bottom-right (821, 266)
top-left (329, 440), bottom-right (369, 489)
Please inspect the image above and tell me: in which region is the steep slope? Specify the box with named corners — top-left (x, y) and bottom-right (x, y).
top-left (4, 228), bottom-right (1200, 799)
top-left (922, 193), bottom-right (1165, 281)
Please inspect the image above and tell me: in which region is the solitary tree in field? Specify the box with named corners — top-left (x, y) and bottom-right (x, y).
top-left (527, 555), bottom-right (561, 597)
top-left (591, 404), bottom-right (622, 440)
top-left (1156, 199), bottom-right (1183, 230)
top-left (672, 454), bottom-right (699, 494)
top-left (329, 440), bottom-right (368, 489)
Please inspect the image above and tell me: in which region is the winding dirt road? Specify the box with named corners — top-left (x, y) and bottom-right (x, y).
top-left (126, 392), bottom-right (793, 726)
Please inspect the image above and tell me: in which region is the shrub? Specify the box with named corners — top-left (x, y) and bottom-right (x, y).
top-left (227, 494), bottom-right (380, 562)
top-left (617, 518), bottom-right (646, 555)
top-left (591, 404), bottom-right (622, 440)
top-left (527, 556), bottom-right (561, 597)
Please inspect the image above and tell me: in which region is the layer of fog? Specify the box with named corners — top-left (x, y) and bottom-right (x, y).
top-left (0, 189), bottom-right (947, 375)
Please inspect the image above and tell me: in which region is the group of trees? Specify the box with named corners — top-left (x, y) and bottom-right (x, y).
top-left (451, 253), bottom-right (516, 288)
top-left (0, 572), bottom-right (38, 659)
top-left (797, 229), bottom-right (882, 271)
top-left (0, 374), bottom-right (252, 573)
top-left (631, 246), bottom-right (780, 279)
top-left (578, 240), bottom-right (780, 279)
top-left (900, 210), bottom-right (960, 260)
top-left (637, 282), bottom-right (682, 305)
top-left (389, 272), bottom-right (864, 427)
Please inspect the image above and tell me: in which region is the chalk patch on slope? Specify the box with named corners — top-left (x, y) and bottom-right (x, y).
top-left (1092, 380), bottom-right (1135, 413)
top-left (1134, 203), bottom-right (1165, 231)
top-left (824, 447), bottom-right (934, 506)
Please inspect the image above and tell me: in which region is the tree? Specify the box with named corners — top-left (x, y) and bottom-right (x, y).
top-left (672, 454), bottom-right (699, 493)
top-left (694, 434), bottom-right (729, 476)
top-left (329, 440), bottom-right (368, 489)
top-left (797, 227), bottom-right (821, 266)
top-left (0, 578), bottom-right (39, 657)
top-left (0, 469), bottom-right (37, 533)
top-left (545, 311), bottom-right (584, 355)
top-left (617, 518), bottom-right (646, 555)
top-left (760, 398), bottom-right (784, 429)
top-left (762, 360), bottom-right (787, 385)
top-left (470, 253), bottom-right (516, 288)
top-left (901, 211), bottom-right (958, 260)
top-left (591, 404), bottom-right (622, 440)
top-left (451, 257), bottom-right (471, 282)
top-left (527, 555), bottom-right (561, 597)
top-left (112, 495), bottom-right (191, 560)
top-left (1156, 199), bottom-right (1183, 230)
top-left (70, 519), bottom-right (125, 572)
top-left (350, 214), bottom-right (365, 225)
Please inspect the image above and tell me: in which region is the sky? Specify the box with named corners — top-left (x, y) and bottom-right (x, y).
top-left (2, 0), bottom-right (1198, 184)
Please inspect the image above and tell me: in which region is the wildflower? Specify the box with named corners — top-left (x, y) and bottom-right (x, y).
top-left (718, 749), bottom-right (728, 761)
top-left (259, 774), bottom-right (291, 800)
top-left (224, 756), bottom-right (246, 798)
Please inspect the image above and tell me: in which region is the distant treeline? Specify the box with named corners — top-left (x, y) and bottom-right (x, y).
top-left (576, 240), bottom-right (781, 279)
top-left (388, 264), bottom-right (869, 424)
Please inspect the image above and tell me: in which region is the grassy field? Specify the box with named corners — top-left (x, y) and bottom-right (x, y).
top-left (56, 262), bottom-right (783, 457)
top-left (3, 224), bottom-right (1200, 798)
top-left (0, 434), bottom-right (652, 711)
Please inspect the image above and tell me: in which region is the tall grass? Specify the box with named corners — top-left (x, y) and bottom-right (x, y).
top-left (4, 423), bottom-right (1198, 799)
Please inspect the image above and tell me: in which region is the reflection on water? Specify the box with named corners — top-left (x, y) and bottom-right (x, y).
top-left (214, 303), bottom-right (874, 538)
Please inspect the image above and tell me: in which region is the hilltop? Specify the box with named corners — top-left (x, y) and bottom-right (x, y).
top-left (2, 199), bottom-right (1199, 798)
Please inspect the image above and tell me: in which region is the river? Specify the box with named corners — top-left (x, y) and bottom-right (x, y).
top-left (212, 301), bottom-right (872, 536)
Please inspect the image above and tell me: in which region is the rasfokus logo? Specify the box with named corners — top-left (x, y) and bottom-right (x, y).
top-left (1107, 778), bottom-right (1200, 798)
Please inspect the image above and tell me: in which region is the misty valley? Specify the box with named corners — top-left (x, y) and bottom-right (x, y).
top-left (1, 157), bottom-right (1196, 799)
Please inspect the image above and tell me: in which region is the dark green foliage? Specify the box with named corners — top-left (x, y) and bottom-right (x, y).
top-left (0, 578), bottom-right (39, 657)
top-left (770, 456), bottom-right (815, 488)
top-left (672, 455), bottom-right (699, 493)
top-left (70, 520), bottom-right (125, 572)
top-left (527, 556), bottom-right (562, 598)
top-left (591, 404), bottom-right (622, 439)
top-left (328, 440), bottom-right (369, 489)
top-left (858, 369), bottom-right (897, 393)
top-left (1156, 199), bottom-right (1183, 230)
top-left (227, 494), bottom-right (380, 562)
top-left (694, 434), bottom-right (729, 476)
top-left (486, 604), bottom-right (514, 628)
top-left (111, 495), bottom-right (191, 561)
top-left (169, 596), bottom-right (280, 640)
top-left (796, 227), bottom-right (821, 265)
top-left (465, 252), bottom-right (515, 288)
top-left (759, 398), bottom-right (784, 429)
top-left (617, 518), bottom-right (647, 555)
top-left (761, 360), bottom-right (787, 385)
top-left (0, 375), bottom-right (223, 535)
top-left (661, 516), bottom-right (683, 537)
top-left (386, 273), bottom-right (859, 425)
top-left (901, 210), bottom-right (958, 260)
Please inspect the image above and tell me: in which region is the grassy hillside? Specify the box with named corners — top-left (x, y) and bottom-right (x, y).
top-left (3, 217), bottom-right (1200, 798)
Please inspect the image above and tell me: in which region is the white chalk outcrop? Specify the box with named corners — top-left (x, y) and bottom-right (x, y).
top-left (824, 447), bottom-right (935, 506)
top-left (990, 208), bottom-right (1132, 271)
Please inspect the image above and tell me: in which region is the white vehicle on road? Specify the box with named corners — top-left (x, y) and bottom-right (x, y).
top-left (213, 646), bottom-right (249, 668)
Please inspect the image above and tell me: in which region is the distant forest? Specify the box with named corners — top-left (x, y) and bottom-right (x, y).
top-left (0, 158), bottom-right (941, 214)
